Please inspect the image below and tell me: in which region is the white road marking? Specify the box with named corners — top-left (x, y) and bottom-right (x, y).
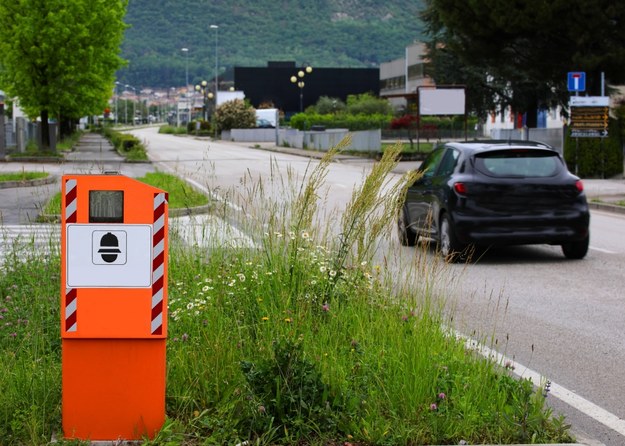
top-left (153, 159), bottom-right (245, 214)
top-left (456, 329), bottom-right (625, 438)
top-left (590, 246), bottom-right (618, 254)
top-left (182, 176), bottom-right (244, 213)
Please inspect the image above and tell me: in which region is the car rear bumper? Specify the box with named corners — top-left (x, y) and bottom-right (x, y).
top-left (451, 210), bottom-right (590, 246)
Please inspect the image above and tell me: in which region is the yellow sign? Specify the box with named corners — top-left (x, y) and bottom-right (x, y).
top-left (570, 106), bottom-right (608, 131)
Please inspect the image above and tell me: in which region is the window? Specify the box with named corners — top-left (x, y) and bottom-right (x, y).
top-left (474, 150), bottom-right (560, 178)
top-left (89, 190), bottom-right (124, 223)
top-left (418, 147), bottom-right (445, 178)
top-left (437, 149), bottom-right (460, 177)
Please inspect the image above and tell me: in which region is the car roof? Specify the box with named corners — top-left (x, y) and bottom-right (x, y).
top-left (444, 139), bottom-right (556, 154)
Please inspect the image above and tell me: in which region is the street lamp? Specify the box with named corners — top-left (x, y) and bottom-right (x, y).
top-left (114, 81), bottom-right (121, 125)
top-left (290, 65), bottom-right (312, 113)
top-left (181, 48), bottom-right (189, 92)
top-left (195, 80), bottom-right (211, 121)
top-left (210, 25), bottom-right (218, 100)
top-left (123, 84), bottom-right (129, 124)
top-left (125, 84), bottom-right (138, 125)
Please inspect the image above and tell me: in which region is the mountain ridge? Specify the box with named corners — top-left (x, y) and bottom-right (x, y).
top-left (117, 0), bottom-right (425, 88)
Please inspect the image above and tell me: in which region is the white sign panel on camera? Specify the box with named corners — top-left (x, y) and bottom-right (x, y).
top-left (66, 224), bottom-right (152, 288)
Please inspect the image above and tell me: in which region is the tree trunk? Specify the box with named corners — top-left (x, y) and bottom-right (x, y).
top-left (525, 106), bottom-right (538, 129)
top-left (40, 109), bottom-right (51, 151)
top-left (60, 117), bottom-right (75, 139)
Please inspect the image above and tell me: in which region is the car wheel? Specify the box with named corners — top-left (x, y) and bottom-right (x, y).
top-left (562, 234), bottom-right (589, 259)
top-left (398, 205), bottom-right (418, 246)
top-left (439, 213), bottom-right (465, 262)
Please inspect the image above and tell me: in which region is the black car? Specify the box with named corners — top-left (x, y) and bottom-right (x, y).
top-left (398, 140), bottom-right (590, 260)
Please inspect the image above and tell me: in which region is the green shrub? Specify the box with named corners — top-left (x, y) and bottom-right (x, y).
top-left (187, 119), bottom-right (212, 135)
top-left (564, 118), bottom-right (623, 178)
top-left (159, 125), bottom-right (187, 135)
top-left (100, 127), bottom-right (148, 161)
top-left (346, 92), bottom-right (394, 115)
top-left (311, 96), bottom-right (346, 114)
top-left (241, 339), bottom-right (344, 441)
top-left (214, 99), bottom-right (256, 132)
top-left (289, 112), bottom-right (391, 131)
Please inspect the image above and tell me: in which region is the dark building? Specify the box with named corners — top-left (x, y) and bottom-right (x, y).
top-left (234, 62), bottom-right (379, 117)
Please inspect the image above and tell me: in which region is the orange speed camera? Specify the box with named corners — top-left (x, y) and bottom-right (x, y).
top-left (60, 173), bottom-right (168, 441)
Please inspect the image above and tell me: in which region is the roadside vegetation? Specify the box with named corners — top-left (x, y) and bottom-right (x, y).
top-left (55, 131), bottom-right (83, 153)
top-left (0, 142), bottom-right (573, 445)
top-left (5, 140), bottom-right (64, 159)
top-left (99, 126), bottom-right (149, 161)
top-left (159, 124), bottom-right (194, 135)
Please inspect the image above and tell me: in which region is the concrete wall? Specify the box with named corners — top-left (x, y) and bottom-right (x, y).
top-left (223, 128), bottom-right (278, 143)
top-left (223, 127), bottom-right (381, 152)
top-left (279, 128), bottom-right (381, 152)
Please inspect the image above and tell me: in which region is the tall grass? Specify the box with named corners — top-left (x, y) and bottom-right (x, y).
top-left (0, 142), bottom-right (572, 445)
top-left (0, 249), bottom-right (61, 445)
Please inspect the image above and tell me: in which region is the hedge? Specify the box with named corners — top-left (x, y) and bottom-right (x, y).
top-left (564, 118), bottom-right (623, 178)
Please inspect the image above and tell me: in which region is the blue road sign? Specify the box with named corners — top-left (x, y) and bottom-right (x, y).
top-left (568, 72), bottom-right (586, 92)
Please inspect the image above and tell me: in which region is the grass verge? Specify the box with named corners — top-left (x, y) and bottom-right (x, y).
top-left (159, 125), bottom-right (189, 135)
top-left (0, 171), bottom-right (49, 182)
top-left (56, 131), bottom-right (83, 152)
top-left (1, 142), bottom-right (573, 445)
top-left (100, 126), bottom-right (149, 161)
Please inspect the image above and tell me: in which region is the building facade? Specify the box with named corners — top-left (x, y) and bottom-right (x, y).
top-left (234, 62), bottom-right (379, 117)
top-left (379, 42), bottom-right (435, 110)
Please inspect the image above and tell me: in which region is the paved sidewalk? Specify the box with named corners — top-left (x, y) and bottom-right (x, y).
top-left (64, 132), bottom-right (125, 163)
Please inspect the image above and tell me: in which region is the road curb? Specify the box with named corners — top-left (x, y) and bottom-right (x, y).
top-left (0, 173), bottom-right (57, 189)
top-left (588, 201), bottom-right (625, 215)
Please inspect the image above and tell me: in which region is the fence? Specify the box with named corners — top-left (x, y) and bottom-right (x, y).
top-left (278, 128), bottom-right (381, 152)
top-left (0, 118), bottom-right (56, 153)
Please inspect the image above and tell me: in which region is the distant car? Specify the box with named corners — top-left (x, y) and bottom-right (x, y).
top-left (398, 140), bottom-right (590, 261)
top-left (256, 118), bottom-right (275, 128)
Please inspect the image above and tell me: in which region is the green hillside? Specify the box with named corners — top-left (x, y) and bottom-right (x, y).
top-left (117, 0), bottom-right (425, 88)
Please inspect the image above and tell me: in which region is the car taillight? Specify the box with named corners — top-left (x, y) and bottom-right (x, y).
top-left (575, 180), bottom-right (584, 193)
top-left (454, 182), bottom-right (467, 195)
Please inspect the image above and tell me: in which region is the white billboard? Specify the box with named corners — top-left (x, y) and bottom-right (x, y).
top-left (419, 88), bottom-right (466, 116)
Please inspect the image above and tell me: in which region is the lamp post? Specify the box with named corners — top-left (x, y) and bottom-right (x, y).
top-left (290, 65), bottom-right (312, 113)
top-left (195, 80), bottom-right (209, 121)
top-left (181, 48), bottom-right (189, 91)
top-left (114, 81), bottom-right (121, 125)
top-left (123, 84), bottom-right (128, 124)
top-left (210, 25), bottom-right (219, 139)
top-left (210, 25), bottom-right (219, 100)
top-left (125, 84), bottom-right (138, 125)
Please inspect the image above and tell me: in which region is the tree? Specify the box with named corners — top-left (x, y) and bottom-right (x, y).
top-left (214, 99), bottom-right (256, 132)
top-left (421, 0), bottom-right (625, 125)
top-left (0, 0), bottom-right (128, 149)
top-left (346, 93), bottom-right (393, 116)
top-left (390, 115), bottom-right (419, 149)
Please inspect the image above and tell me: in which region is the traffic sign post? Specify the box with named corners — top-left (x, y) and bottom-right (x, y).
top-left (567, 71), bottom-right (586, 92)
top-left (61, 173), bottom-right (168, 441)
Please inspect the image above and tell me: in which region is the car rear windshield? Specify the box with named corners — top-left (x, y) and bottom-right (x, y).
top-left (474, 149), bottom-right (561, 178)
